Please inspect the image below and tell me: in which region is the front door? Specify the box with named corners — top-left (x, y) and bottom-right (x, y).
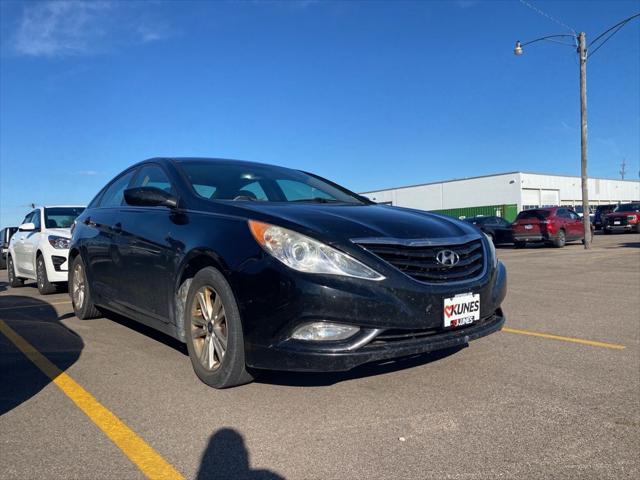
top-left (115, 164), bottom-right (178, 322)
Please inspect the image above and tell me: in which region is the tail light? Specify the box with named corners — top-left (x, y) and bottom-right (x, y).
top-left (628, 215), bottom-right (638, 224)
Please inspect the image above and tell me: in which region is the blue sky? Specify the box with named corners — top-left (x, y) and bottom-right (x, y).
top-left (1, 0), bottom-right (639, 226)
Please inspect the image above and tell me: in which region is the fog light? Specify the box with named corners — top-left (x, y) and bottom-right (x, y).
top-left (291, 322), bottom-right (360, 341)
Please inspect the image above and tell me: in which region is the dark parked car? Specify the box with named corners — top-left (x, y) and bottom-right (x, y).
top-left (512, 207), bottom-right (592, 248)
top-left (69, 158), bottom-right (507, 388)
top-left (0, 226), bottom-right (18, 270)
top-left (603, 203), bottom-right (640, 234)
top-left (463, 216), bottom-right (513, 245)
top-left (593, 204), bottom-right (618, 230)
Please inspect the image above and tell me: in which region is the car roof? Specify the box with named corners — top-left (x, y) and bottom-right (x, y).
top-left (141, 157), bottom-right (290, 171)
top-left (36, 205), bottom-right (86, 209)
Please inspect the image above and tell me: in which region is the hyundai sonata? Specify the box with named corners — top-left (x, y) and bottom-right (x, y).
top-left (69, 158), bottom-right (506, 388)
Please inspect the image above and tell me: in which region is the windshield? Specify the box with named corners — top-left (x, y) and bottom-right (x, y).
top-left (178, 161), bottom-right (367, 204)
top-left (614, 203), bottom-right (640, 213)
top-left (516, 210), bottom-right (551, 220)
top-left (44, 207), bottom-right (84, 228)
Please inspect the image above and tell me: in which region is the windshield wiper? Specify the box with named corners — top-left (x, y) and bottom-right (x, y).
top-left (290, 197), bottom-right (344, 204)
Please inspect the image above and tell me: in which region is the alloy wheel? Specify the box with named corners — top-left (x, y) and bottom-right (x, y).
top-left (72, 263), bottom-right (86, 309)
top-left (190, 286), bottom-right (228, 371)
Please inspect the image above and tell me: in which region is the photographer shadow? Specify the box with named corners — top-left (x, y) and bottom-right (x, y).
top-left (197, 428), bottom-right (284, 480)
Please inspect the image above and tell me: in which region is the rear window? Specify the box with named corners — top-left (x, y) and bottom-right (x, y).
top-left (516, 210), bottom-right (551, 220)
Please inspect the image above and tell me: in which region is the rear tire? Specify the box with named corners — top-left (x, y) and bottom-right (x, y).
top-left (603, 228), bottom-right (612, 235)
top-left (553, 230), bottom-right (566, 248)
top-left (36, 254), bottom-right (57, 295)
top-left (185, 267), bottom-right (253, 389)
top-left (69, 256), bottom-right (101, 319)
top-left (514, 241), bottom-right (526, 249)
top-left (7, 256), bottom-right (24, 288)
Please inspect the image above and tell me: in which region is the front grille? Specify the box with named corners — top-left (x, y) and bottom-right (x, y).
top-left (607, 217), bottom-right (628, 226)
top-left (359, 239), bottom-right (485, 283)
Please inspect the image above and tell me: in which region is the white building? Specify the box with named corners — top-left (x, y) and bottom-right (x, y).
top-left (361, 172), bottom-right (640, 221)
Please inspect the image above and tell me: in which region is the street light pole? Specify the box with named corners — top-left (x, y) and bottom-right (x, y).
top-left (578, 32), bottom-right (591, 249)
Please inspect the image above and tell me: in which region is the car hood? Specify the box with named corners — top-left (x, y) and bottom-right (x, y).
top-left (44, 228), bottom-right (71, 238)
top-left (231, 203), bottom-right (480, 243)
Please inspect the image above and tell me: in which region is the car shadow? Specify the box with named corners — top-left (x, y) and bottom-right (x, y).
top-left (0, 294), bottom-right (83, 416)
top-left (255, 345), bottom-right (465, 387)
top-left (97, 307), bottom-right (465, 388)
top-left (99, 309), bottom-right (188, 356)
top-left (196, 428), bottom-right (284, 480)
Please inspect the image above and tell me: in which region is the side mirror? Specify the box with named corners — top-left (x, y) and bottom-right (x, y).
top-left (19, 222), bottom-right (36, 232)
top-left (124, 187), bottom-right (178, 209)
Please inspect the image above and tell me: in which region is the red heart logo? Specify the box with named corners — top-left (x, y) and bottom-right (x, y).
top-left (445, 305), bottom-right (455, 318)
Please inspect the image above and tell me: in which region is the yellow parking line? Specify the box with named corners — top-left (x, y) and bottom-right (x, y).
top-left (502, 326), bottom-right (625, 350)
top-left (0, 300), bottom-right (72, 311)
top-left (0, 320), bottom-right (184, 480)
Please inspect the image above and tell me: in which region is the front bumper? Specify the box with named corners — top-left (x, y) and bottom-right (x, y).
top-left (604, 224), bottom-right (635, 232)
top-left (44, 250), bottom-right (69, 283)
top-left (246, 311), bottom-right (505, 371)
top-left (240, 256), bottom-right (507, 372)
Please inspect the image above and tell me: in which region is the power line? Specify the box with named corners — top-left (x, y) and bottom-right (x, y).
top-left (518, 0), bottom-right (577, 36)
top-left (588, 13), bottom-right (640, 58)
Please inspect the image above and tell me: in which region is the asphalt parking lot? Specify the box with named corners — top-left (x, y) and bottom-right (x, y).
top-left (1, 233), bottom-right (638, 480)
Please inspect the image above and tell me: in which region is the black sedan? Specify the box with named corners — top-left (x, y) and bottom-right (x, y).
top-left (69, 158), bottom-right (507, 388)
top-left (464, 216), bottom-right (514, 245)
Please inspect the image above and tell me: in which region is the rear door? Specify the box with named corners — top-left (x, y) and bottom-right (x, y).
top-left (83, 169), bottom-right (137, 302)
top-left (567, 210), bottom-right (584, 239)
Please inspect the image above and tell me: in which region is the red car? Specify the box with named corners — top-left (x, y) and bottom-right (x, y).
top-left (512, 207), bottom-right (591, 248)
top-left (603, 203), bottom-right (640, 234)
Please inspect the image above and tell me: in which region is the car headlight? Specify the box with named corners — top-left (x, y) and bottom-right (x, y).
top-left (248, 220), bottom-right (384, 280)
top-left (484, 233), bottom-right (498, 268)
top-left (48, 235), bottom-right (70, 249)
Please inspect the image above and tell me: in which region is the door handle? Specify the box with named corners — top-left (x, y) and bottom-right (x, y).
top-left (112, 223), bottom-right (123, 234)
top-left (83, 217), bottom-right (96, 227)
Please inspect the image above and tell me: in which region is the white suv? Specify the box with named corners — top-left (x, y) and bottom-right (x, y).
top-left (7, 206), bottom-right (85, 294)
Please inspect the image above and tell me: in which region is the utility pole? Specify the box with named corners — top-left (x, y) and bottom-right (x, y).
top-left (620, 158), bottom-right (627, 180)
top-left (514, 12), bottom-right (640, 250)
top-left (578, 32), bottom-right (591, 249)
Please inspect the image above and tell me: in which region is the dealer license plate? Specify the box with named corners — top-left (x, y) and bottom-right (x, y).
top-left (524, 224), bottom-right (533, 230)
top-left (444, 293), bottom-right (480, 328)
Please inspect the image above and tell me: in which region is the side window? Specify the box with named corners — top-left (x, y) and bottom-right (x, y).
top-left (130, 164), bottom-right (174, 193)
top-left (569, 211), bottom-right (580, 220)
top-left (32, 210), bottom-right (42, 230)
top-left (238, 181), bottom-right (268, 201)
top-left (556, 208), bottom-right (568, 219)
top-left (21, 212), bottom-right (32, 226)
top-left (99, 170), bottom-right (136, 208)
top-left (276, 179), bottom-right (333, 201)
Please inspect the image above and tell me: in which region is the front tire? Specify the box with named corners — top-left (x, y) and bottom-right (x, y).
top-left (36, 255), bottom-right (57, 295)
top-left (553, 229), bottom-right (566, 248)
top-left (69, 256), bottom-right (101, 319)
top-left (7, 256), bottom-right (24, 288)
top-left (185, 267), bottom-right (253, 389)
